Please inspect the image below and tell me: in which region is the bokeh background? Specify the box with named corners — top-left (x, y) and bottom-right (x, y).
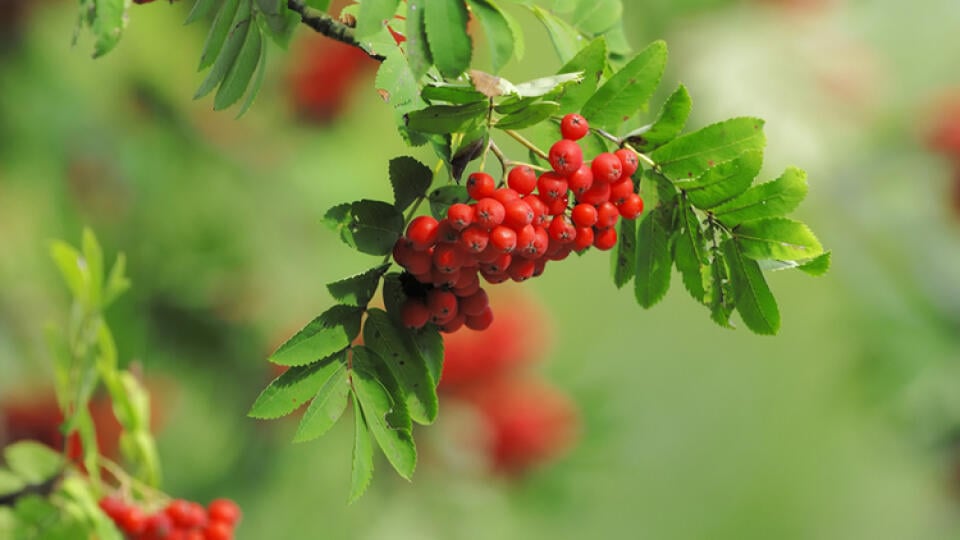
top-left (3, 0), bottom-right (960, 538)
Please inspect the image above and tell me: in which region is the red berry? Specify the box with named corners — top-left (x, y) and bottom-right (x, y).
top-left (119, 506), bottom-right (147, 534)
top-left (166, 499), bottom-right (195, 528)
top-left (517, 227), bottom-right (549, 259)
top-left (99, 496), bottom-right (126, 520)
top-left (594, 226), bottom-right (618, 250)
top-left (547, 242), bottom-right (573, 261)
top-left (591, 152), bottom-right (622, 183)
top-left (460, 225), bottom-right (490, 253)
top-left (459, 289), bottom-right (489, 317)
top-left (440, 312), bottom-right (467, 333)
top-left (481, 271), bottom-right (510, 284)
top-left (489, 225), bottom-right (518, 253)
top-left (502, 199), bottom-right (534, 229)
top-left (401, 299), bottom-right (430, 329)
top-left (480, 252), bottom-right (512, 274)
top-left (406, 216), bottom-right (439, 250)
top-left (596, 202), bottom-right (620, 229)
top-left (432, 243), bottom-right (464, 273)
top-left (453, 272), bottom-right (481, 297)
top-left (491, 187), bottom-right (521, 205)
top-left (474, 198), bottom-right (506, 229)
top-left (144, 512), bottom-right (174, 538)
top-left (615, 148), bottom-right (639, 177)
top-left (447, 203), bottom-right (475, 230)
top-left (567, 165), bottom-right (594, 197)
top-left (573, 227), bottom-right (594, 251)
top-left (466, 172), bottom-right (496, 200)
top-left (571, 203), bottom-right (598, 228)
top-left (508, 258), bottom-right (536, 282)
top-left (560, 113), bottom-right (589, 141)
top-left (402, 248), bottom-right (432, 275)
top-left (465, 306), bottom-right (494, 331)
top-left (522, 195), bottom-right (549, 226)
top-left (537, 172), bottom-right (568, 200)
top-left (427, 289), bottom-right (458, 324)
top-left (507, 166), bottom-right (537, 195)
top-left (203, 520), bottom-right (233, 540)
top-left (548, 215), bottom-right (576, 244)
top-left (618, 193), bottom-right (645, 219)
top-left (546, 195), bottom-right (569, 216)
top-left (431, 267), bottom-right (461, 288)
top-left (578, 181), bottom-right (611, 206)
top-left (609, 178), bottom-right (635, 205)
top-left (435, 219), bottom-right (460, 243)
top-left (548, 139), bottom-right (583, 177)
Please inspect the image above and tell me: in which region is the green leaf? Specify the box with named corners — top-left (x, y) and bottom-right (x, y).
top-left (49, 241), bottom-right (85, 304)
top-left (91, 0), bottom-right (127, 58)
top-left (556, 37), bottom-right (606, 114)
top-left (323, 200), bottom-right (405, 256)
top-left (406, 102), bottom-right (489, 135)
top-left (529, 5), bottom-right (583, 63)
top-left (571, 0), bottom-right (621, 34)
top-left (677, 150), bottom-right (763, 209)
top-left (500, 3), bottom-right (525, 60)
top-left (713, 167), bottom-right (808, 226)
top-left (214, 21), bottom-right (263, 110)
top-left (356, 0), bottom-right (400, 39)
top-left (424, 0), bottom-right (472, 78)
top-left (422, 84), bottom-right (486, 105)
top-left (249, 351), bottom-right (348, 418)
top-left (327, 265), bottom-right (390, 307)
top-left (0, 469), bottom-right (26, 496)
top-left (673, 201), bottom-right (707, 302)
top-left (651, 117), bottom-right (766, 181)
top-left (466, 0), bottom-right (515, 72)
top-left (60, 476), bottom-right (124, 540)
top-left (351, 347), bottom-right (417, 480)
top-left (634, 206), bottom-right (673, 308)
top-left (708, 247), bottom-right (735, 328)
top-left (797, 251), bottom-right (831, 276)
top-left (81, 227), bottom-right (104, 310)
top-left (198, 0), bottom-right (241, 70)
top-left (186, 0), bottom-right (218, 24)
top-left (349, 393), bottom-right (374, 503)
top-left (628, 84), bottom-right (692, 152)
top-left (389, 157), bottom-right (434, 211)
top-left (0, 507), bottom-right (15, 535)
top-left (496, 102), bottom-right (559, 130)
top-left (428, 185), bottom-right (471, 218)
top-left (376, 47), bottom-right (421, 109)
top-left (235, 28), bottom-right (269, 118)
top-left (405, 0), bottom-right (433, 79)
top-left (103, 253), bottom-right (130, 307)
top-left (381, 272), bottom-right (406, 322)
top-left (294, 363), bottom-right (350, 442)
top-left (611, 218), bottom-right (637, 289)
top-left (733, 218), bottom-right (823, 261)
top-left (723, 239), bottom-right (780, 335)
top-left (260, 4), bottom-right (300, 47)
top-left (363, 309), bottom-right (439, 424)
top-left (269, 306), bottom-right (362, 367)
top-left (512, 73), bottom-right (584, 98)
top-left (409, 325), bottom-right (444, 384)
top-left (4, 441), bottom-right (64, 485)
top-left (196, 0), bottom-right (252, 99)
top-left (581, 40), bottom-right (667, 130)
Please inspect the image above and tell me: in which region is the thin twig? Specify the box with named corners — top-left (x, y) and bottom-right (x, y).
top-left (286, 0), bottom-right (386, 62)
top-left (503, 130), bottom-right (549, 160)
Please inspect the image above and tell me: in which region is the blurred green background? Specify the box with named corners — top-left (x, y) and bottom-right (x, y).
top-left (3, 0), bottom-right (960, 538)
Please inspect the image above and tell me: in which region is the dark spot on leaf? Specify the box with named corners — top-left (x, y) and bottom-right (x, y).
top-left (708, 160), bottom-right (715, 167)
top-left (629, 78), bottom-right (636, 84)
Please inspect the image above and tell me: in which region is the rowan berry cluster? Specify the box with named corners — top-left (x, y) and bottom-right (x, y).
top-left (98, 496), bottom-right (241, 540)
top-left (392, 114), bottom-right (644, 333)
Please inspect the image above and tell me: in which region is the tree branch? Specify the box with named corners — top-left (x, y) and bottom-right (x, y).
top-left (286, 0), bottom-right (386, 62)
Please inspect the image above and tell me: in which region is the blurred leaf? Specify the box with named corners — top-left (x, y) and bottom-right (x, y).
top-left (199, 0), bottom-right (241, 70)
top-left (557, 37), bottom-right (606, 114)
top-left (4, 442), bottom-right (64, 485)
top-left (49, 241), bottom-right (86, 305)
top-left (60, 476), bottom-right (123, 540)
top-left (294, 363), bottom-right (350, 442)
top-left (405, 0), bottom-right (433, 79)
top-left (323, 200), bottom-right (405, 256)
top-left (428, 185), bottom-right (471, 218)
top-left (651, 118), bottom-right (766, 181)
top-left (356, 0), bottom-right (400, 38)
top-left (422, 84), bottom-right (486, 105)
top-left (90, 0), bottom-right (128, 58)
top-left (45, 325), bottom-right (71, 412)
top-left (634, 206), bottom-right (672, 308)
top-left (797, 251), bottom-right (831, 276)
top-left (571, 0), bottom-right (621, 34)
top-left (500, 2), bottom-right (525, 60)
top-left (349, 393), bottom-right (374, 503)
top-left (363, 309), bottom-right (438, 424)
top-left (676, 150), bottom-right (763, 209)
top-left (529, 5), bottom-right (583, 63)
top-left (674, 201), bottom-right (707, 302)
top-left (723, 239), bottom-right (779, 335)
top-left (269, 306), bottom-right (362, 367)
top-left (713, 167), bottom-right (808, 226)
top-left (0, 469), bottom-right (26, 496)
top-left (214, 17), bottom-right (262, 110)
top-left (186, 0), bottom-right (218, 24)
top-left (424, 0), bottom-right (472, 77)
top-left (351, 347), bottom-right (417, 480)
top-left (327, 265), bottom-right (390, 307)
top-left (628, 84), bottom-right (691, 152)
top-left (611, 218), bottom-right (637, 288)
top-left (581, 40), bottom-right (667, 130)
top-left (496, 102), bottom-right (559, 129)
top-left (390, 157), bottom-right (434, 211)
top-left (0, 507), bottom-right (14, 535)
top-left (734, 218), bottom-right (823, 261)
top-left (81, 228), bottom-right (104, 310)
top-left (196, 1), bottom-right (253, 99)
top-left (250, 351), bottom-right (348, 418)
top-left (103, 253), bottom-right (130, 308)
top-left (467, 0), bottom-right (515, 72)
top-left (236, 29), bottom-right (269, 118)
top-left (406, 102), bottom-right (489, 134)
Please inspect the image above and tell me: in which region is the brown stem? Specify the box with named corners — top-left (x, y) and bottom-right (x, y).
top-left (286, 0), bottom-right (386, 62)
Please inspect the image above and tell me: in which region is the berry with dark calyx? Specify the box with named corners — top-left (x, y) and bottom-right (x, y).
top-left (571, 203), bottom-right (598, 228)
top-left (537, 172), bottom-right (568, 201)
top-left (433, 243), bottom-right (465, 273)
top-left (467, 172), bottom-right (496, 200)
top-left (549, 139), bottom-right (583, 177)
top-left (460, 225), bottom-right (490, 253)
top-left (614, 148), bottom-right (639, 178)
top-left (502, 199), bottom-right (534, 229)
top-left (427, 289), bottom-right (459, 324)
top-left (489, 225), bottom-right (518, 253)
top-left (475, 198), bottom-right (506, 229)
top-left (560, 113), bottom-right (589, 141)
top-left (480, 252), bottom-right (512, 274)
top-left (465, 306), bottom-right (494, 331)
top-left (431, 267), bottom-right (461, 288)
top-left (591, 152), bottom-right (623, 184)
top-left (459, 288), bottom-right (489, 317)
top-left (573, 227), bottom-right (594, 251)
top-left (594, 226), bottom-right (618, 251)
top-left (596, 201), bottom-right (620, 229)
top-left (578, 181), bottom-right (611, 206)
top-left (407, 216), bottom-right (440, 250)
top-left (402, 248), bottom-right (432, 275)
top-left (567, 165), bottom-right (594, 197)
top-left (609, 178), bottom-right (635, 205)
top-left (548, 215), bottom-right (576, 243)
top-left (546, 195), bottom-right (569, 216)
top-left (440, 312), bottom-right (467, 333)
top-left (508, 257), bottom-right (536, 282)
top-left (507, 165), bottom-right (538, 195)
top-left (522, 195), bottom-right (549, 226)
top-left (618, 193), bottom-right (645, 219)
top-left (447, 203), bottom-right (475, 230)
